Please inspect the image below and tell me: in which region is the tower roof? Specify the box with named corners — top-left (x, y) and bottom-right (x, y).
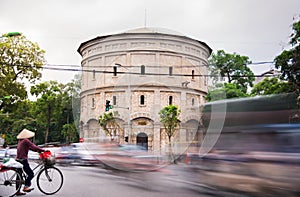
top-left (77, 27), bottom-right (212, 55)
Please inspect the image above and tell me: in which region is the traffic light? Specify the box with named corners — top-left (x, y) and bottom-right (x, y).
top-left (105, 100), bottom-right (110, 111)
top-left (105, 100), bottom-right (113, 111)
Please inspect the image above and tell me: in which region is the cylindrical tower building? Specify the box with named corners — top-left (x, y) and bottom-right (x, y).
top-left (77, 27), bottom-right (212, 153)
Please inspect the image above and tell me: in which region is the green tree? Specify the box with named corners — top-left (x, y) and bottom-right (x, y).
top-left (60, 79), bottom-right (80, 144)
top-left (159, 105), bottom-right (181, 163)
top-left (274, 19), bottom-right (300, 91)
top-left (206, 83), bottom-right (248, 101)
top-left (98, 112), bottom-right (120, 141)
top-left (0, 33), bottom-right (45, 110)
top-left (66, 74), bottom-right (81, 134)
top-left (30, 81), bottom-right (64, 144)
top-left (0, 99), bottom-right (37, 145)
top-left (30, 80), bottom-right (79, 145)
top-left (209, 50), bottom-right (254, 93)
top-left (1, 77), bottom-right (80, 146)
top-left (251, 78), bottom-right (293, 96)
top-left (62, 123), bottom-right (78, 144)
top-left (98, 112), bottom-right (122, 141)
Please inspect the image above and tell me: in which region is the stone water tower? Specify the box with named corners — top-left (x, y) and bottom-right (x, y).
top-left (77, 27), bottom-right (212, 153)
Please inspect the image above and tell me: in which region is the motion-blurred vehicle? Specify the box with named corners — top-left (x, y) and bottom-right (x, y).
top-left (71, 143), bottom-right (99, 165)
top-left (91, 143), bottom-right (168, 171)
top-left (118, 144), bottom-right (147, 152)
top-left (28, 150), bottom-right (39, 160)
top-left (0, 148), bottom-right (40, 161)
top-left (0, 149), bottom-right (5, 161)
top-left (55, 143), bottom-right (98, 166)
top-left (55, 146), bottom-right (81, 165)
top-left (185, 92), bottom-right (300, 196)
top-left (6, 148), bottom-right (16, 158)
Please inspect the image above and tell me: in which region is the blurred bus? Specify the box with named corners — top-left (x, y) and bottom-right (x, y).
top-left (201, 92), bottom-right (300, 153)
top-left (185, 92), bottom-right (300, 196)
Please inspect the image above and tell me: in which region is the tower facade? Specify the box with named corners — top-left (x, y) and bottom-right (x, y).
top-left (77, 27), bottom-right (212, 153)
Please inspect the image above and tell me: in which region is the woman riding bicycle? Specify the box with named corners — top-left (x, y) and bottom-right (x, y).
top-left (16, 129), bottom-right (45, 196)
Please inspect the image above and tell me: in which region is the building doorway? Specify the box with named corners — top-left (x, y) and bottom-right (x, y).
top-left (137, 132), bottom-right (148, 150)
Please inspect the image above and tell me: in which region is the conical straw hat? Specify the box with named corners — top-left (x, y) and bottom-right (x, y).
top-left (17, 129), bottom-right (35, 139)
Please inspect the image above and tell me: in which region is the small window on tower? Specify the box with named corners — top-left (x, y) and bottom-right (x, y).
top-left (91, 98), bottom-right (95, 108)
top-left (141, 65), bottom-right (145, 75)
top-left (93, 70), bottom-right (95, 80)
top-left (192, 70), bottom-right (195, 79)
top-left (169, 67), bottom-right (173, 76)
top-left (140, 95), bottom-right (145, 105)
top-left (113, 96), bottom-right (117, 105)
top-left (169, 96), bottom-right (173, 105)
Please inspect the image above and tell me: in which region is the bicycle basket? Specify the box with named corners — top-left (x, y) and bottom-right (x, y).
top-left (40, 151), bottom-right (56, 166)
top-left (45, 156), bottom-right (56, 166)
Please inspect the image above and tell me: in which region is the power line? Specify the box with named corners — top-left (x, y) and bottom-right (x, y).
top-left (44, 61), bottom-right (274, 68)
top-left (42, 66), bottom-right (272, 78)
top-left (1, 61), bottom-right (277, 78)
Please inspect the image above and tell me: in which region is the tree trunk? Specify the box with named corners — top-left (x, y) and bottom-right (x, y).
top-left (45, 105), bottom-right (51, 144)
top-left (168, 135), bottom-right (175, 164)
top-left (227, 72), bottom-right (232, 83)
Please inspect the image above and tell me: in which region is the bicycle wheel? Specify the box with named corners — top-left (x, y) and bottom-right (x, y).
top-left (0, 168), bottom-right (23, 197)
top-left (36, 166), bottom-right (63, 195)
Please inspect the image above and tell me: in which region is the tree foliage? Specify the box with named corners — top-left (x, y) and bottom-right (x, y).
top-left (67, 74), bottom-right (81, 132)
top-left (62, 123), bottom-right (78, 144)
top-left (274, 19), bottom-right (300, 91)
top-left (31, 81), bottom-right (62, 144)
top-left (209, 50), bottom-right (254, 93)
top-left (0, 33), bottom-right (45, 110)
top-left (0, 33), bottom-right (79, 146)
top-left (30, 80), bottom-right (78, 144)
top-left (158, 105), bottom-right (181, 143)
top-left (0, 80), bottom-right (79, 145)
top-left (159, 105), bottom-right (181, 163)
top-left (251, 77), bottom-right (293, 96)
top-left (0, 100), bottom-right (35, 145)
top-left (206, 83), bottom-right (248, 101)
top-left (98, 112), bottom-right (121, 141)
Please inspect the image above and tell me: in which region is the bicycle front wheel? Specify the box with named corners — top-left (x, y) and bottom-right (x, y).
top-left (0, 168), bottom-right (23, 197)
top-left (37, 166), bottom-right (63, 195)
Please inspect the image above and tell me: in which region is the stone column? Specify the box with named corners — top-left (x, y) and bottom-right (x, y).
top-left (153, 122), bottom-right (161, 154)
top-left (180, 91), bottom-right (187, 145)
top-left (83, 124), bottom-right (89, 142)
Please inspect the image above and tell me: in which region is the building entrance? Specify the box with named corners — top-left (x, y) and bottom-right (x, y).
top-left (137, 132), bottom-right (148, 150)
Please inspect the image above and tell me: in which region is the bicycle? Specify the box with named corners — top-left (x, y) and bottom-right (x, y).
top-left (0, 150), bottom-right (64, 197)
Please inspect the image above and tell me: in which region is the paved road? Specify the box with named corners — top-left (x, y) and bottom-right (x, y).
top-left (23, 164), bottom-right (218, 197)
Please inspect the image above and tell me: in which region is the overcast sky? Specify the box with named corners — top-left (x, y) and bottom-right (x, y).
top-left (1, 0), bottom-right (300, 84)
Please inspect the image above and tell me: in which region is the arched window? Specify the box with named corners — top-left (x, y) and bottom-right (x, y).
top-left (192, 70), bottom-right (195, 79)
top-left (141, 65), bottom-right (145, 75)
top-left (169, 96), bottom-right (173, 105)
top-left (140, 95), bottom-right (145, 105)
